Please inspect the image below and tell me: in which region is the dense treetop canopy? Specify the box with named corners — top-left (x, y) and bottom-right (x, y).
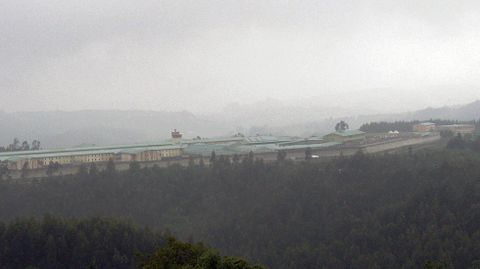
top-left (2, 140), bottom-right (480, 268)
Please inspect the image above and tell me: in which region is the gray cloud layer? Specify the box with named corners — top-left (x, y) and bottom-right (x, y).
top-left (2, 0), bottom-right (480, 113)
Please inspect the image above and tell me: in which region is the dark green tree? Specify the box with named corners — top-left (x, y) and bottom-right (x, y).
top-left (46, 161), bottom-right (60, 177)
top-left (88, 163), bottom-right (98, 176)
top-left (140, 237), bottom-right (264, 269)
top-left (105, 159), bottom-right (116, 176)
top-left (305, 147), bottom-right (312, 160)
top-left (335, 121), bottom-right (349, 132)
top-left (21, 140), bottom-right (30, 151)
top-left (210, 151), bottom-right (217, 163)
top-left (277, 150), bottom-right (287, 162)
top-left (21, 162), bottom-right (29, 178)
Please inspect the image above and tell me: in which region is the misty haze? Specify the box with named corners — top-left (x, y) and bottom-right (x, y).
top-left (1, 1), bottom-right (480, 269)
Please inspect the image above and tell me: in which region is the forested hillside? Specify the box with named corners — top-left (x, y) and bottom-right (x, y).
top-left (0, 216), bottom-right (163, 269)
top-left (0, 216), bottom-right (263, 269)
top-left (2, 147), bottom-right (480, 268)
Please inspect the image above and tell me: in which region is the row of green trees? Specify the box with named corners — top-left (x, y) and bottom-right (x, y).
top-left (447, 133), bottom-right (480, 151)
top-left (0, 138), bottom-right (41, 152)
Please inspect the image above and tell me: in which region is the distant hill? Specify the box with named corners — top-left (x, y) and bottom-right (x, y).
top-left (247, 100), bottom-right (480, 137)
top-left (0, 110), bottom-right (233, 148)
top-left (407, 100), bottom-right (480, 121)
top-left (1, 100), bottom-right (479, 148)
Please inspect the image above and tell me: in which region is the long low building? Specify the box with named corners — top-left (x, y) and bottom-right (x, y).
top-left (437, 124), bottom-right (476, 135)
top-left (0, 128), bottom-right (373, 171)
top-left (0, 143), bottom-right (185, 170)
top-left (413, 122), bottom-right (476, 135)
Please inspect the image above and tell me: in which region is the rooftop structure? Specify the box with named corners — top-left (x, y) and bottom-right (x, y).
top-left (171, 129), bottom-right (182, 139)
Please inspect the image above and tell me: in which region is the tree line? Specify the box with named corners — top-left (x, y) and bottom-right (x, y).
top-left (0, 216), bottom-right (262, 269)
top-left (0, 138), bottom-right (41, 152)
top-left (0, 215), bottom-right (163, 269)
top-left (446, 133), bottom-right (480, 151)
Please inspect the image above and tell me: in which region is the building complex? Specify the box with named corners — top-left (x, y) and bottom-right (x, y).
top-left (0, 124), bottom-right (448, 177)
top-left (413, 122), bottom-right (476, 135)
top-left (0, 129), bottom-right (367, 171)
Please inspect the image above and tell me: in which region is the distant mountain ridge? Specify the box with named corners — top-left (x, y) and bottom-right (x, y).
top-left (0, 110), bottom-right (232, 148)
top-left (232, 100), bottom-right (480, 137)
top-left (0, 100), bottom-right (478, 148)
top-left (407, 100), bottom-right (480, 121)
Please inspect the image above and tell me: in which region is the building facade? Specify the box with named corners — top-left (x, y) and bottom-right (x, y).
top-left (1, 144), bottom-right (184, 171)
top-left (413, 122), bottom-right (436, 132)
top-left (437, 124), bottom-right (476, 136)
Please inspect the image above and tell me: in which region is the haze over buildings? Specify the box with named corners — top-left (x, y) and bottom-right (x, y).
top-left (2, 0), bottom-right (480, 114)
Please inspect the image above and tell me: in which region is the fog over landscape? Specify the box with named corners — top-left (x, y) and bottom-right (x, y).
top-left (0, 100), bottom-right (479, 148)
top-left (5, 1), bottom-right (480, 268)
top-left (2, 0), bottom-right (480, 115)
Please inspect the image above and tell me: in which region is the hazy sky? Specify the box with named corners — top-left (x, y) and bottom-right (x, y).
top-left (2, 0), bottom-right (480, 114)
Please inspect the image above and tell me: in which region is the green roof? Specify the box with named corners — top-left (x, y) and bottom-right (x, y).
top-left (183, 140), bottom-right (340, 157)
top-left (279, 137), bottom-right (325, 147)
top-left (0, 134), bottom-right (338, 162)
top-left (183, 144), bottom-right (241, 157)
top-left (181, 136), bottom-right (245, 144)
top-left (0, 144), bottom-right (184, 161)
top-left (274, 142), bottom-right (340, 150)
top-left (243, 136), bottom-right (294, 145)
top-left (0, 141), bottom-right (175, 158)
top-left (325, 130), bottom-right (365, 137)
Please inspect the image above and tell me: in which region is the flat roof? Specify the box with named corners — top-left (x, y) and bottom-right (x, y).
top-left (0, 134), bottom-right (336, 161)
top-left (438, 124), bottom-right (475, 127)
top-left (325, 130), bottom-right (365, 137)
top-left (0, 144), bottom-right (185, 161)
top-left (183, 144), bottom-right (241, 156)
top-left (181, 136), bottom-right (245, 144)
top-left (416, 122), bottom-right (436, 126)
top-left (183, 140), bottom-right (340, 157)
top-left (243, 135), bottom-right (294, 144)
top-left (0, 141), bottom-right (175, 157)
top-left (275, 142), bottom-right (341, 150)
